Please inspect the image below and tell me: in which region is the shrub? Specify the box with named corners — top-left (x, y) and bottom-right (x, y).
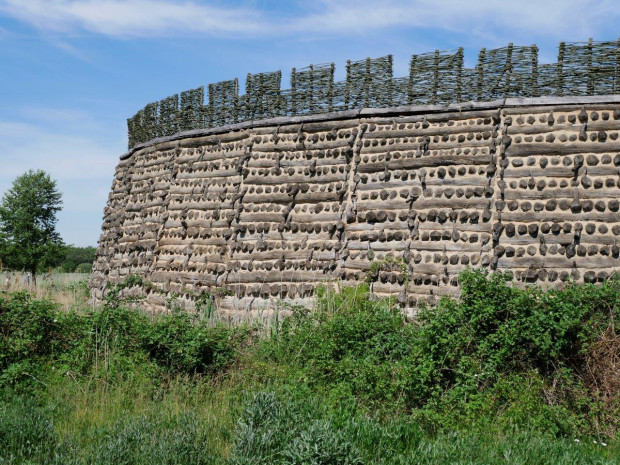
top-left (0, 292), bottom-right (68, 385)
top-left (74, 263), bottom-right (92, 273)
top-left (142, 311), bottom-right (250, 376)
top-left (263, 270), bottom-right (619, 434)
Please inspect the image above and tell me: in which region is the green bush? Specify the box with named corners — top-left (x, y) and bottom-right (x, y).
top-left (74, 263), bottom-right (92, 273)
top-left (0, 290), bottom-right (250, 385)
top-left (267, 285), bottom-right (415, 408)
top-left (143, 311), bottom-right (251, 376)
top-left (57, 245), bottom-right (96, 273)
top-left (0, 270), bottom-right (618, 463)
top-left (264, 270), bottom-right (619, 434)
top-left (0, 292), bottom-right (71, 385)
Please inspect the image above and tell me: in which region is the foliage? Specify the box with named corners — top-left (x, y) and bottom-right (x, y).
top-left (58, 245), bottom-right (96, 273)
top-left (143, 310), bottom-right (251, 375)
top-left (0, 396), bottom-right (63, 464)
top-left (268, 284), bottom-right (415, 409)
top-left (0, 394), bottom-right (226, 465)
top-left (0, 170), bottom-right (65, 280)
top-left (366, 254), bottom-right (409, 287)
top-left (0, 291), bottom-right (69, 386)
top-left (0, 270), bottom-right (618, 463)
top-left (264, 270), bottom-right (619, 435)
top-left (230, 392), bottom-right (363, 465)
top-left (74, 263), bottom-right (92, 273)
top-left (228, 391), bottom-right (615, 465)
top-left (0, 290), bottom-right (249, 386)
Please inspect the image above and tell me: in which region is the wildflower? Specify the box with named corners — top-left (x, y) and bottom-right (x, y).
top-left (574, 439), bottom-right (580, 443)
top-left (602, 443), bottom-right (607, 447)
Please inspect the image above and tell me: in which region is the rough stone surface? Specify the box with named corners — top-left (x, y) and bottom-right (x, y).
top-left (91, 98), bottom-right (620, 319)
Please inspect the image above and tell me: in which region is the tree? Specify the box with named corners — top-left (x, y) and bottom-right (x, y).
top-left (0, 170), bottom-right (65, 285)
top-left (58, 245), bottom-right (97, 273)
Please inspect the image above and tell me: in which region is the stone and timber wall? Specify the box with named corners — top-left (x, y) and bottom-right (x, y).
top-left (91, 96), bottom-right (620, 319)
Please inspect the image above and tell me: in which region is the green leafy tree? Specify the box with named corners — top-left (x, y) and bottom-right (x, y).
top-left (0, 170), bottom-right (65, 285)
top-left (59, 245), bottom-right (97, 273)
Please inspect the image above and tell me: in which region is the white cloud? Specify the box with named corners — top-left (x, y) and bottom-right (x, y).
top-left (0, 0), bottom-right (267, 37)
top-left (0, 113), bottom-right (121, 246)
top-left (0, 0), bottom-right (619, 42)
top-left (0, 122), bottom-right (117, 181)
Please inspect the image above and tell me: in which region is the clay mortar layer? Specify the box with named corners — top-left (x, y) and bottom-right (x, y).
top-left (91, 96), bottom-right (620, 320)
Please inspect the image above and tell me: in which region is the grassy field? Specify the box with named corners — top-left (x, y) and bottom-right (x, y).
top-left (0, 270), bottom-right (618, 464)
top-left (0, 272), bottom-right (90, 310)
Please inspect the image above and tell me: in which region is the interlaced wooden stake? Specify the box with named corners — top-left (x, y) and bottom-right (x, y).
top-left (557, 42), bottom-right (565, 96)
top-left (505, 43), bottom-right (514, 96)
top-left (345, 60), bottom-right (351, 111)
top-left (327, 63), bottom-right (335, 113)
top-left (587, 38), bottom-right (594, 95)
top-left (455, 48), bottom-right (464, 102)
top-left (364, 57), bottom-right (371, 108)
top-left (476, 48), bottom-right (486, 101)
top-left (531, 44), bottom-right (539, 97)
top-left (615, 39), bottom-right (620, 94)
top-left (407, 54), bottom-right (416, 105)
top-left (432, 50), bottom-right (440, 104)
top-left (125, 39), bottom-right (620, 149)
top-left (290, 67), bottom-right (297, 115)
top-left (387, 55), bottom-right (394, 107)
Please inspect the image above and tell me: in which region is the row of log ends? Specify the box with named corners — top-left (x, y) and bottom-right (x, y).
top-left (91, 101), bottom-right (620, 318)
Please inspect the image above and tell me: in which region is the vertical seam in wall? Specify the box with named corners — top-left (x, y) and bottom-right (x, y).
top-left (487, 100), bottom-right (510, 293)
top-left (336, 119), bottom-right (365, 282)
top-left (488, 105), bottom-right (506, 280)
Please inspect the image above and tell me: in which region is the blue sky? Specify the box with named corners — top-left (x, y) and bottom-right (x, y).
top-left (0, 0), bottom-right (619, 247)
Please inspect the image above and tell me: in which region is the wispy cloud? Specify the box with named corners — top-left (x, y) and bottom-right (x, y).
top-left (0, 113), bottom-right (121, 246)
top-left (1, 0), bottom-right (619, 42)
top-left (292, 0), bottom-right (616, 40)
top-left (0, 0), bottom-right (267, 38)
top-left (0, 120), bottom-right (117, 181)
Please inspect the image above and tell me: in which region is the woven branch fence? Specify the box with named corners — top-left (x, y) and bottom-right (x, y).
top-left (127, 39), bottom-right (620, 149)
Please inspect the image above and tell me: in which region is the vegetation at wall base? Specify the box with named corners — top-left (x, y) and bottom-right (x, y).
top-left (0, 270), bottom-right (618, 464)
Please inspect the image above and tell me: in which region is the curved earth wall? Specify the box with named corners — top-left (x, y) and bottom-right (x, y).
top-left (91, 96), bottom-right (620, 319)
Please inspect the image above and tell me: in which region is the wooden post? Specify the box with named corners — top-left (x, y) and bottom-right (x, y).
top-left (364, 57), bottom-right (371, 108)
top-left (291, 67), bottom-right (297, 115)
top-left (531, 44), bottom-right (539, 97)
top-left (345, 60), bottom-right (351, 110)
top-left (408, 54), bottom-right (417, 105)
top-left (557, 42), bottom-right (565, 96)
top-left (231, 78), bottom-right (239, 124)
top-left (456, 48), bottom-right (463, 103)
top-left (477, 48), bottom-right (486, 101)
top-left (328, 63), bottom-right (335, 112)
top-left (309, 64), bottom-right (314, 113)
top-left (246, 73), bottom-right (252, 118)
top-left (587, 38), bottom-right (594, 95)
top-left (505, 43), bottom-right (514, 96)
top-left (615, 39), bottom-right (620, 94)
top-left (432, 50), bottom-right (440, 104)
top-left (387, 54), bottom-right (393, 107)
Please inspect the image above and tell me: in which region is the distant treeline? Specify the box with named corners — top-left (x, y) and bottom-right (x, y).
top-left (56, 245), bottom-right (96, 273)
top-left (128, 38), bottom-right (620, 149)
